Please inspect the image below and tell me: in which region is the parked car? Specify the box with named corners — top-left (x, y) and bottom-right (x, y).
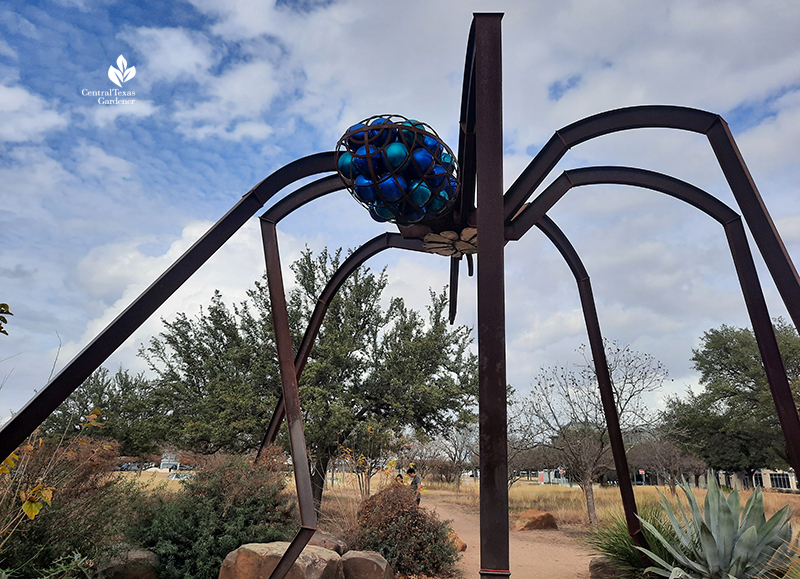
top-left (115, 463), bottom-right (140, 472)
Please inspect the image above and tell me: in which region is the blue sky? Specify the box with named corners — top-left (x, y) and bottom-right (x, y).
top-left (2, 0), bottom-right (800, 421)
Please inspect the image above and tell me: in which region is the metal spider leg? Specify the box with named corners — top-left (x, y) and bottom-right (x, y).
top-left (0, 152), bottom-right (337, 462)
top-left (503, 106), bottom-right (800, 337)
top-left (256, 232), bottom-right (425, 579)
top-left (510, 164), bottom-right (800, 479)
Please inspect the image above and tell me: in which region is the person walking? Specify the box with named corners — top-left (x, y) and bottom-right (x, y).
top-left (408, 467), bottom-right (421, 505)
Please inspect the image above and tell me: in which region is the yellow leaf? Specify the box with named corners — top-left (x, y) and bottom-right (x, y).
top-left (40, 488), bottom-right (53, 505)
top-left (0, 465), bottom-right (9, 474)
top-left (23, 445), bottom-right (33, 452)
top-left (21, 500), bottom-right (42, 520)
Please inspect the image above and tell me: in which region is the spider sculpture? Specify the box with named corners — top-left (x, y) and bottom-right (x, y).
top-left (3, 13), bottom-right (800, 579)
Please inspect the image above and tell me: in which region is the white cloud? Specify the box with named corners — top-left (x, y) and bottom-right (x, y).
top-left (118, 27), bottom-right (216, 87)
top-left (90, 99), bottom-right (159, 127)
top-left (0, 39), bottom-right (17, 59)
top-left (0, 84), bottom-right (68, 143)
top-left (75, 143), bottom-right (135, 179)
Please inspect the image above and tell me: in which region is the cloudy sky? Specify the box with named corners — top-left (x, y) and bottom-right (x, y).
top-left (2, 0), bottom-right (800, 422)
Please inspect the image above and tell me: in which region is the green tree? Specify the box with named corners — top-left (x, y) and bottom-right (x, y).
top-left (139, 248), bottom-right (478, 513)
top-left (290, 248), bottom-right (477, 509)
top-left (662, 318), bottom-right (800, 472)
top-left (139, 289), bottom-right (282, 454)
top-left (40, 367), bottom-right (162, 460)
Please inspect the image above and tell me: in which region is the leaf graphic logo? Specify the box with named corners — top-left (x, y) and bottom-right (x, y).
top-left (108, 55), bottom-right (136, 87)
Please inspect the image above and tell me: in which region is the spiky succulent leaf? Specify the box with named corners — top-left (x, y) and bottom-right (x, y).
top-left (726, 489), bottom-right (741, 533)
top-left (739, 488), bottom-right (766, 534)
top-left (656, 487), bottom-right (694, 551)
top-left (699, 520), bottom-right (722, 576)
top-left (639, 516), bottom-right (709, 576)
top-left (728, 524), bottom-right (759, 575)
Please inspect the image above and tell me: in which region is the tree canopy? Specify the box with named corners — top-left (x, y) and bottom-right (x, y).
top-left (662, 318), bottom-right (800, 472)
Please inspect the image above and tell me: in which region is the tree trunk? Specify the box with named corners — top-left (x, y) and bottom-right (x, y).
top-left (581, 478), bottom-right (598, 527)
top-left (311, 455), bottom-right (329, 518)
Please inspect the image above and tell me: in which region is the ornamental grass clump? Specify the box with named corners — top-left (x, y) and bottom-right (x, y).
top-left (638, 475), bottom-right (796, 579)
top-left (586, 503), bottom-right (680, 579)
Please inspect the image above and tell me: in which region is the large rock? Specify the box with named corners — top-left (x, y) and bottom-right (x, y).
top-left (341, 551), bottom-right (393, 579)
top-left (448, 530), bottom-right (467, 552)
top-left (99, 547), bottom-right (159, 579)
top-left (510, 509), bottom-right (558, 531)
top-left (589, 557), bottom-right (625, 579)
top-left (309, 531), bottom-right (348, 555)
top-left (219, 542), bottom-right (344, 579)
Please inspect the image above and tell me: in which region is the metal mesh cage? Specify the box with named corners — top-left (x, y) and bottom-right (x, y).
top-left (335, 114), bottom-right (460, 226)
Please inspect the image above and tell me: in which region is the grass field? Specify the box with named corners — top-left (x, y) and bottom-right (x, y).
top-left (122, 468), bottom-right (800, 539)
top-left (426, 478), bottom-right (800, 534)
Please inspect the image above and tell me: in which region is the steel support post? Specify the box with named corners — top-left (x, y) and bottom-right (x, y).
top-left (473, 13), bottom-right (510, 579)
top-left (260, 219), bottom-right (317, 579)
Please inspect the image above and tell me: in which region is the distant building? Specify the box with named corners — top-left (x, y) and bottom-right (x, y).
top-left (160, 452), bottom-right (180, 470)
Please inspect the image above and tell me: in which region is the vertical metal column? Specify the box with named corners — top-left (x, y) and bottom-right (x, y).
top-left (473, 13), bottom-right (510, 579)
top-left (260, 219), bottom-right (317, 579)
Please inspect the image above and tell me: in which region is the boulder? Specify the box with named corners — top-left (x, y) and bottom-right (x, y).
top-left (99, 547), bottom-right (159, 579)
top-left (309, 531), bottom-right (348, 555)
top-left (341, 551), bottom-right (393, 579)
top-left (510, 509), bottom-right (558, 531)
top-left (219, 542), bottom-right (343, 579)
top-left (589, 557), bottom-right (625, 579)
top-left (448, 530), bottom-right (467, 552)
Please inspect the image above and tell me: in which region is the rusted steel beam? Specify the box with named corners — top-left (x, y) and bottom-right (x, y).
top-left (533, 215), bottom-right (648, 549)
top-left (474, 12), bottom-right (510, 579)
top-left (0, 152), bottom-right (336, 462)
top-left (508, 165), bottom-right (800, 476)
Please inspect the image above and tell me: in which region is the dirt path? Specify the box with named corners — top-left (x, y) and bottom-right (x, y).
top-left (423, 491), bottom-right (593, 579)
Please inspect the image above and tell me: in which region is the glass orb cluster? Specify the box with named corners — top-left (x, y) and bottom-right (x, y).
top-left (335, 115), bottom-right (460, 226)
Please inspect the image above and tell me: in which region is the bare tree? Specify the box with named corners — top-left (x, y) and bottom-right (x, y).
top-left (430, 422), bottom-right (476, 489)
top-left (523, 341), bottom-right (667, 526)
top-left (628, 434), bottom-right (706, 494)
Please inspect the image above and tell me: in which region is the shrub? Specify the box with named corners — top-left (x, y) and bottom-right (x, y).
top-left (0, 434), bottom-right (131, 577)
top-left (586, 503), bottom-right (680, 578)
top-left (350, 483), bottom-right (459, 576)
top-left (126, 454), bottom-right (296, 579)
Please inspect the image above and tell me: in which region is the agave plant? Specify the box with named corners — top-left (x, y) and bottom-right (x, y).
top-left (637, 475), bottom-right (796, 579)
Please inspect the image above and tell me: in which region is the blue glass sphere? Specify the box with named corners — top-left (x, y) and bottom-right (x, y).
top-left (423, 135), bottom-right (441, 156)
top-left (372, 203), bottom-right (395, 221)
top-left (383, 142), bottom-right (409, 171)
top-left (409, 180), bottom-right (432, 205)
top-left (428, 191), bottom-right (449, 213)
top-left (369, 118), bottom-right (394, 147)
top-left (401, 120), bottom-right (425, 146)
top-left (347, 123), bottom-right (367, 149)
top-left (337, 151), bottom-right (355, 179)
top-left (403, 203), bottom-right (425, 223)
top-left (427, 164), bottom-right (448, 188)
top-left (369, 205), bottom-right (390, 222)
top-left (407, 148), bottom-right (434, 178)
top-left (354, 174), bottom-right (377, 203)
top-left (379, 175), bottom-right (406, 203)
top-left (336, 115), bottom-right (460, 226)
top-left (353, 144), bottom-right (384, 175)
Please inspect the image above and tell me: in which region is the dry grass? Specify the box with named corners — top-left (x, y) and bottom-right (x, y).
top-left (116, 469), bottom-right (184, 492)
top-left (430, 480), bottom-right (800, 533)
